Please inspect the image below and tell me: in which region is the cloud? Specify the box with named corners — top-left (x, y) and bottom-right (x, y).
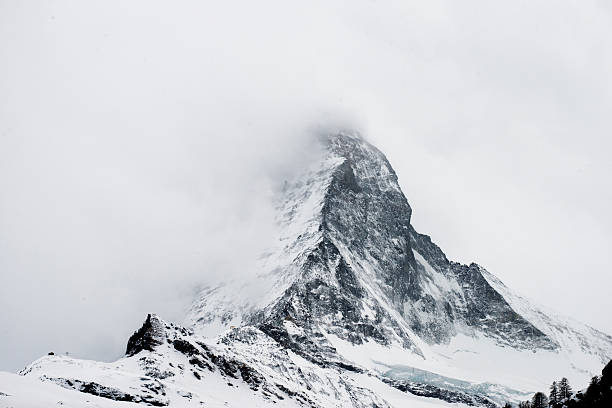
top-left (1, 0), bottom-right (611, 371)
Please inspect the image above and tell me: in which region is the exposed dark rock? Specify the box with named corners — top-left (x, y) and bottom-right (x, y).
top-left (172, 338), bottom-right (200, 356)
top-left (237, 362), bottom-right (265, 390)
top-left (189, 356), bottom-right (213, 371)
top-left (44, 376), bottom-right (168, 406)
top-left (126, 314), bottom-right (167, 357)
top-left (382, 378), bottom-right (497, 408)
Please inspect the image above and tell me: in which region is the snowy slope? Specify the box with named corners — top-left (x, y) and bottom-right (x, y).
top-left (0, 371), bottom-right (143, 408)
top-left (4, 131), bottom-right (611, 408)
top-left (3, 315), bottom-right (473, 408)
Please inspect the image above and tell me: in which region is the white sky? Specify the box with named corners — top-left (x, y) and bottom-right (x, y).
top-left (1, 0), bottom-right (611, 372)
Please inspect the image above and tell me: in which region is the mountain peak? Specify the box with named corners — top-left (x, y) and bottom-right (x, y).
top-left (179, 133), bottom-right (609, 405)
top-left (11, 132), bottom-right (612, 408)
top-left (189, 132), bottom-right (559, 350)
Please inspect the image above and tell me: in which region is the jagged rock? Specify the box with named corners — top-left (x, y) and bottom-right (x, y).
top-left (382, 378), bottom-right (497, 408)
top-left (42, 376), bottom-right (168, 406)
top-left (189, 132), bottom-right (569, 355)
top-left (126, 314), bottom-right (167, 357)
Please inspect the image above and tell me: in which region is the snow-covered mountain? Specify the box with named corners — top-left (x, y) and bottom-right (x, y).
top-left (2, 132), bottom-right (611, 407)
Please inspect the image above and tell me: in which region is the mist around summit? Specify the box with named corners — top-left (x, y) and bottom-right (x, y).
top-left (2, 1), bottom-right (612, 407)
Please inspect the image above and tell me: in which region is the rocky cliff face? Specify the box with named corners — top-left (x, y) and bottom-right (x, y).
top-left (6, 132), bottom-right (612, 408)
top-left (189, 132), bottom-right (558, 352)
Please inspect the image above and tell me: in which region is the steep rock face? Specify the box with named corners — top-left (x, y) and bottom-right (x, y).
top-left (408, 229), bottom-right (555, 349)
top-left (322, 134), bottom-right (418, 308)
top-left (183, 131), bottom-right (612, 403)
top-left (322, 134), bottom-right (555, 349)
top-left (190, 132), bottom-right (557, 352)
top-left (127, 314), bottom-right (169, 357)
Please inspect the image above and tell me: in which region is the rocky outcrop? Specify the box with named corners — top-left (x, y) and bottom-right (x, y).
top-left (43, 376), bottom-right (169, 406)
top-left (126, 314), bottom-right (168, 357)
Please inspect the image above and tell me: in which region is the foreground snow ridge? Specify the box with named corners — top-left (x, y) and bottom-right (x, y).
top-left (2, 132), bottom-right (611, 407)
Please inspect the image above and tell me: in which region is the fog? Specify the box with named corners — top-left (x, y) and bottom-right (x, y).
top-left (1, 1), bottom-right (611, 372)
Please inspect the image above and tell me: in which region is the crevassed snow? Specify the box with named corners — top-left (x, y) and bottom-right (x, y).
top-left (325, 324), bottom-right (607, 405)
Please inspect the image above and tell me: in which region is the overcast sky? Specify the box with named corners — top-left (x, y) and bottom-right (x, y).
top-left (1, 0), bottom-right (611, 372)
